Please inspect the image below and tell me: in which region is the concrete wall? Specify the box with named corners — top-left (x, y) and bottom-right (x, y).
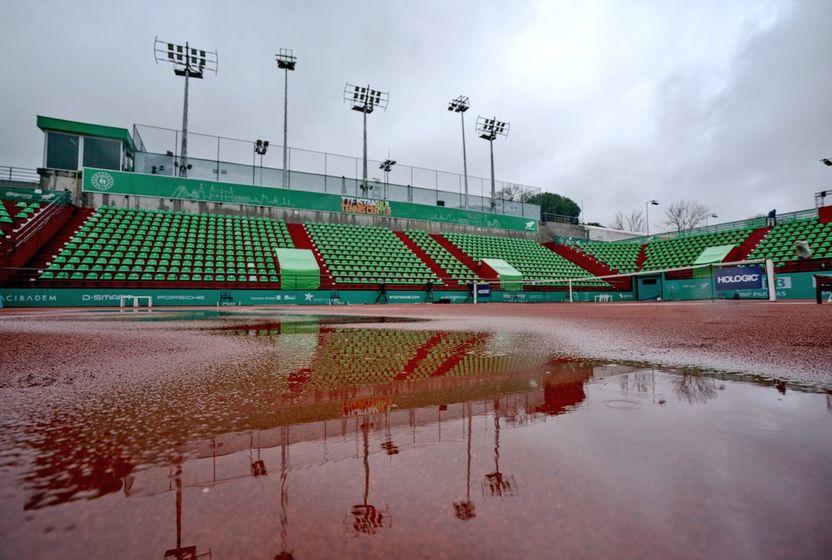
top-left (540, 221), bottom-right (588, 240)
top-left (585, 225), bottom-right (643, 242)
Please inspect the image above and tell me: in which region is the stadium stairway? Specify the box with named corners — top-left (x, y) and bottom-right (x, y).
top-left (724, 226), bottom-right (771, 262)
top-left (635, 244), bottom-right (648, 271)
top-left (393, 231), bottom-right (456, 286)
top-left (286, 222), bottom-right (333, 288)
top-left (428, 334), bottom-right (490, 378)
top-left (545, 242), bottom-right (617, 275)
top-left (2, 206), bottom-right (90, 285)
top-left (394, 332), bottom-right (450, 381)
top-left (545, 242), bottom-right (631, 290)
top-left (430, 234), bottom-right (482, 274)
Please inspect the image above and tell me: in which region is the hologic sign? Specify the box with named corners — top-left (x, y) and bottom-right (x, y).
top-left (715, 265), bottom-right (764, 291)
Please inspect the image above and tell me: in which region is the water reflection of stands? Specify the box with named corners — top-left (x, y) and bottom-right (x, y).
top-left (19, 323), bottom-right (606, 510)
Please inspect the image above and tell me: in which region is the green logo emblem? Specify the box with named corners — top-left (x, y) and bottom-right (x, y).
top-left (90, 171), bottom-right (114, 191)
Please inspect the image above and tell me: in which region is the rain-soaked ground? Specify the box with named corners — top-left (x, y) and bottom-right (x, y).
top-left (0, 308), bottom-right (831, 559)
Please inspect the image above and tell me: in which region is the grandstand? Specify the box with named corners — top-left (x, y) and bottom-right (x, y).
top-left (36, 207), bottom-right (293, 285)
top-left (305, 222), bottom-right (438, 287)
top-left (1, 113), bottom-right (832, 306)
top-left (442, 232), bottom-right (601, 285)
top-left (749, 217), bottom-right (832, 267)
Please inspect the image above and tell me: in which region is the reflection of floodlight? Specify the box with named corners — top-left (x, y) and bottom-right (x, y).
top-left (453, 402), bottom-right (477, 521)
top-left (381, 439), bottom-right (399, 455)
top-left (154, 37), bottom-right (218, 178)
top-left (481, 412), bottom-right (517, 498)
top-left (344, 418), bottom-right (391, 536)
top-left (448, 95), bottom-right (471, 208)
top-left (476, 115), bottom-right (510, 210)
top-left (163, 461), bottom-right (211, 559)
top-left (344, 83), bottom-right (389, 194)
top-left (275, 48), bottom-right (297, 189)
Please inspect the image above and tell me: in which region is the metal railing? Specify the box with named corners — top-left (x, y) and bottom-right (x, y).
top-left (556, 208), bottom-right (821, 245)
top-left (540, 212), bottom-right (580, 224)
top-left (0, 165), bottom-right (40, 184)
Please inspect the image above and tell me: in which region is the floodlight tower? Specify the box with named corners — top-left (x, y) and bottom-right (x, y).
top-left (448, 96), bottom-right (471, 208)
top-left (345, 83), bottom-right (389, 194)
top-left (154, 38), bottom-right (218, 178)
top-left (276, 48), bottom-right (297, 189)
top-left (476, 116), bottom-right (510, 210)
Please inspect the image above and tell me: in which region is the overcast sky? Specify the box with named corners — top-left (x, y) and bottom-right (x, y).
top-left (1, 0), bottom-right (830, 230)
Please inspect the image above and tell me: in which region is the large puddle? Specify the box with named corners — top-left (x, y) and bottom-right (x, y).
top-left (1, 314), bottom-right (830, 559)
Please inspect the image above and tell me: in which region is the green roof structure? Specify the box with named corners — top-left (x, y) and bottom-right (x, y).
top-left (37, 115), bottom-right (136, 152)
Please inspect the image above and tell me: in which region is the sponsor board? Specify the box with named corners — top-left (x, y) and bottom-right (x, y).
top-left (715, 265), bottom-right (763, 291)
top-left (476, 284), bottom-right (492, 298)
top-left (341, 196), bottom-right (391, 216)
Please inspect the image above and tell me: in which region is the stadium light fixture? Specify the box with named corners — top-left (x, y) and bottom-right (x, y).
top-left (821, 158), bottom-right (832, 167)
top-left (254, 140), bottom-right (269, 185)
top-left (706, 212), bottom-right (718, 227)
top-left (448, 95), bottom-right (471, 208)
top-left (476, 116), bottom-right (510, 210)
top-left (645, 199), bottom-right (659, 235)
top-left (379, 159), bottom-right (396, 200)
top-left (276, 48), bottom-right (297, 189)
top-left (154, 37), bottom-right (218, 179)
top-left (344, 83), bottom-right (389, 194)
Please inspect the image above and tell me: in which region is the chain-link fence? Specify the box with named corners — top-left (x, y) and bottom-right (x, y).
top-left (132, 124), bottom-right (541, 218)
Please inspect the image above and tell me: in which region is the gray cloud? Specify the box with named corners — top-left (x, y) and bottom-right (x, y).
top-left (0, 0), bottom-right (829, 230)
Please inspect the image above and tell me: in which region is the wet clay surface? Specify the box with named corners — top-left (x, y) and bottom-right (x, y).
top-left (0, 309), bottom-right (831, 559)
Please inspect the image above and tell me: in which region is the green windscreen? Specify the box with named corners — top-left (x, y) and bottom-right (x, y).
top-left (276, 248), bottom-right (320, 290)
top-left (481, 258), bottom-right (523, 291)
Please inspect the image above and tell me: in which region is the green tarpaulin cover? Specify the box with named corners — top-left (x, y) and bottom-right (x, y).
top-left (693, 244), bottom-right (735, 265)
top-left (276, 248), bottom-right (320, 290)
top-left (692, 244), bottom-right (735, 278)
top-left (482, 258), bottom-right (523, 291)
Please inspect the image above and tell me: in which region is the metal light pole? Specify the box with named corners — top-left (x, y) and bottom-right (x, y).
top-left (705, 213), bottom-right (717, 227)
top-left (476, 116), bottom-right (509, 211)
top-left (379, 159), bottom-right (396, 200)
top-left (154, 38), bottom-right (218, 178)
top-left (344, 83), bottom-right (389, 194)
top-left (448, 96), bottom-right (470, 208)
top-left (645, 199), bottom-right (659, 235)
top-left (276, 48), bottom-right (297, 189)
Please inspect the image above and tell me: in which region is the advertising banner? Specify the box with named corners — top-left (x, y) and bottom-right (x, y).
top-left (714, 265), bottom-right (764, 291)
top-left (82, 168), bottom-right (534, 231)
